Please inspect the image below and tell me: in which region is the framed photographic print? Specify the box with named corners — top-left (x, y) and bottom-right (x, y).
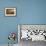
top-left (18, 24), bottom-right (46, 42)
top-left (5, 8), bottom-right (16, 16)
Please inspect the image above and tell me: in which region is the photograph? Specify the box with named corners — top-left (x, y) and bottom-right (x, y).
top-left (5, 8), bottom-right (16, 16)
top-left (18, 24), bottom-right (46, 46)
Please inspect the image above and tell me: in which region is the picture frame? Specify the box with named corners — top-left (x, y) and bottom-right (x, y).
top-left (5, 8), bottom-right (16, 16)
top-left (18, 24), bottom-right (46, 42)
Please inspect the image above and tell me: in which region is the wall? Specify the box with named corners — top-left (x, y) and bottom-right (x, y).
top-left (20, 0), bottom-right (46, 24)
top-left (0, 0), bottom-right (46, 44)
